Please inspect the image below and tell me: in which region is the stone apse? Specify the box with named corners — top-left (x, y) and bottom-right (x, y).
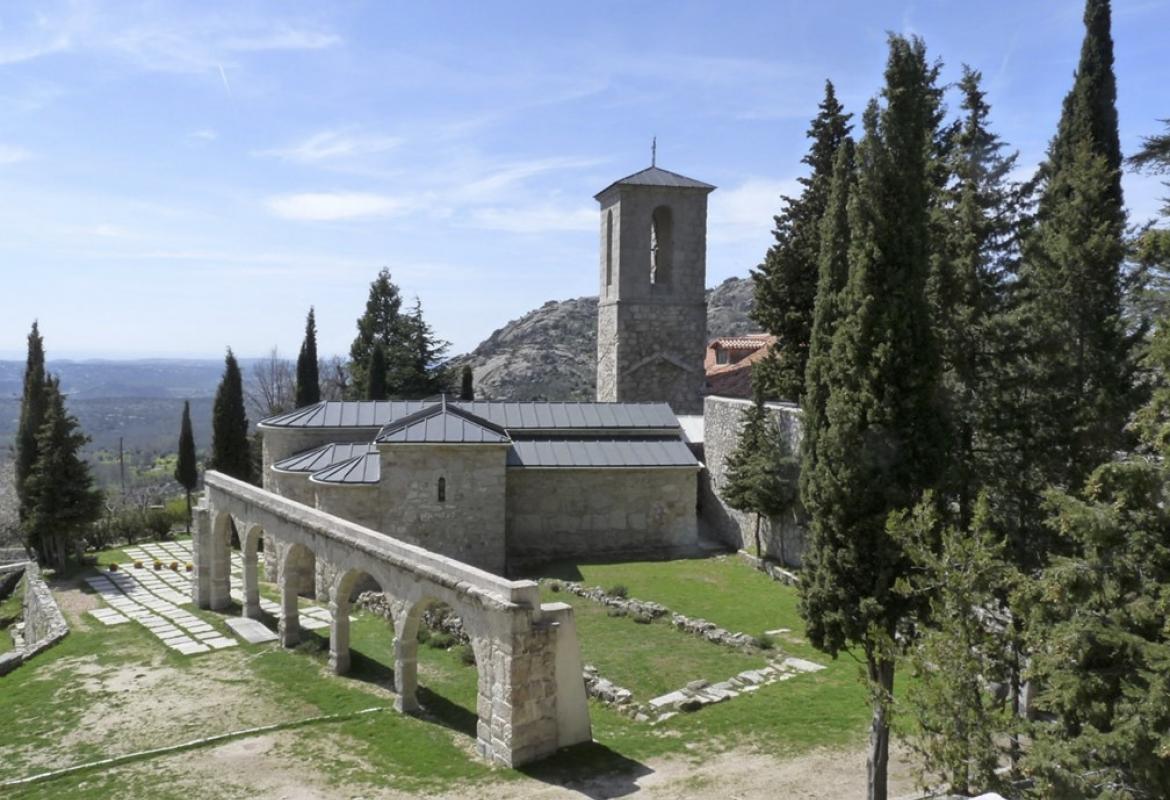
top-left (191, 471), bottom-right (592, 767)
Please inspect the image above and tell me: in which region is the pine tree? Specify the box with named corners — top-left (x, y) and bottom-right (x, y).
top-left (295, 307), bottom-right (321, 408)
top-left (930, 67), bottom-right (1023, 530)
top-left (24, 377), bottom-right (102, 569)
top-left (1016, 0), bottom-right (1134, 495)
top-left (720, 388), bottom-right (799, 564)
top-left (367, 343), bottom-right (388, 401)
top-left (209, 349), bottom-right (253, 483)
top-left (892, 494), bottom-right (1017, 797)
top-left (751, 81), bottom-right (852, 402)
top-left (459, 365), bottom-right (474, 401)
top-left (349, 268), bottom-right (405, 398)
top-left (397, 298), bottom-right (451, 398)
top-left (798, 36), bottom-right (946, 800)
top-left (14, 321), bottom-right (47, 525)
top-left (174, 400), bottom-right (198, 533)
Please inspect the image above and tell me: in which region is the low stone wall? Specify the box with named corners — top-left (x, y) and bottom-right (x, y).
top-left (0, 561), bottom-right (70, 676)
top-left (700, 395), bottom-right (807, 566)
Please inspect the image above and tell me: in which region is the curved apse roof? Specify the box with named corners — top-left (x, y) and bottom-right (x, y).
top-left (309, 452), bottom-right (381, 485)
top-left (272, 442), bottom-right (377, 473)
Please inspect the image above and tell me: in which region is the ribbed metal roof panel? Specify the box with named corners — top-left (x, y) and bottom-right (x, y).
top-left (506, 438), bottom-right (699, 468)
top-left (310, 452), bottom-right (381, 484)
top-left (273, 442), bottom-right (376, 473)
top-left (375, 400), bottom-right (512, 444)
top-left (262, 400), bottom-right (681, 431)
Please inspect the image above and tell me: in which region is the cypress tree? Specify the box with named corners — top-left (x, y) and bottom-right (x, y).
top-left (751, 81), bottom-right (852, 402)
top-left (295, 307), bottom-right (321, 408)
top-left (367, 343), bottom-right (388, 401)
top-left (174, 400), bottom-right (198, 533)
top-left (799, 36), bottom-right (946, 800)
top-left (14, 321), bottom-right (47, 524)
top-left (1017, 0), bottom-right (1133, 494)
top-left (209, 349), bottom-right (253, 483)
top-left (350, 268), bottom-right (404, 398)
top-left (24, 376), bottom-right (102, 569)
top-left (459, 365), bottom-right (474, 401)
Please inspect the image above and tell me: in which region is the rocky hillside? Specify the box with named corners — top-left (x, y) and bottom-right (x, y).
top-left (451, 276), bottom-right (756, 401)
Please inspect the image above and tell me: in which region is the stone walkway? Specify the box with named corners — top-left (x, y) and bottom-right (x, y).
top-left (83, 539), bottom-right (341, 656)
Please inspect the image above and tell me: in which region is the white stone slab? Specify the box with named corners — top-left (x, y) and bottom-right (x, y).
top-left (173, 641), bottom-right (210, 655)
top-left (205, 637), bottom-right (238, 650)
top-left (225, 617), bottom-right (278, 644)
top-left (300, 617), bottom-right (329, 631)
top-left (648, 690), bottom-right (689, 710)
top-left (194, 630), bottom-right (221, 640)
top-left (781, 657), bottom-right (825, 673)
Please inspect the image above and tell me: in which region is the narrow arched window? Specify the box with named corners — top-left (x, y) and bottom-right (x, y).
top-left (650, 205), bottom-right (672, 285)
top-left (437, 476), bottom-right (446, 503)
top-left (605, 210), bottom-right (614, 290)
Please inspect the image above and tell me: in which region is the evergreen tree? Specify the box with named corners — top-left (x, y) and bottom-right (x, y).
top-left (798, 36), bottom-right (947, 800)
top-left (367, 343), bottom-right (388, 401)
top-left (1021, 324), bottom-right (1170, 796)
top-left (751, 81), bottom-right (852, 402)
top-left (174, 400), bottom-right (198, 533)
top-left (1130, 118), bottom-right (1170, 216)
top-left (209, 349), bottom-right (253, 483)
top-left (719, 388), bottom-right (799, 564)
top-left (24, 377), bottom-right (102, 568)
top-left (295, 307), bottom-right (321, 408)
top-left (459, 365), bottom-right (474, 401)
top-left (396, 298), bottom-right (451, 398)
top-left (14, 321), bottom-right (47, 524)
top-left (349, 268), bottom-right (405, 398)
top-left (892, 494), bottom-right (1017, 797)
top-left (1016, 0), bottom-right (1134, 496)
top-left (930, 67), bottom-right (1023, 530)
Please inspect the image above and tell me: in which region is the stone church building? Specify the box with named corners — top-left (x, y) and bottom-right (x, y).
top-left (257, 163), bottom-right (799, 576)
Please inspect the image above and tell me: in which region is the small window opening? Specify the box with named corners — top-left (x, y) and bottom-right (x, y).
top-left (716, 350), bottom-right (730, 365)
top-left (605, 210), bottom-right (614, 289)
top-left (437, 477), bottom-right (447, 503)
top-left (650, 205), bottom-right (672, 285)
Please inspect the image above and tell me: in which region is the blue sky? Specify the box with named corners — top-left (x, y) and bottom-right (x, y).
top-left (0, 0), bottom-right (1166, 360)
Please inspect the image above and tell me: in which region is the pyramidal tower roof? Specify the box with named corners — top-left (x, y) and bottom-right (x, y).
top-left (594, 165), bottom-right (715, 200)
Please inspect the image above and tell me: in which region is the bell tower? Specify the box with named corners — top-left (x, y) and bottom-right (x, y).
top-left (595, 163), bottom-right (715, 414)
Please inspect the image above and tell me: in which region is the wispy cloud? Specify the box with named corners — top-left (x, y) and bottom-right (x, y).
top-left (709, 178), bottom-right (798, 244)
top-left (266, 191), bottom-right (412, 221)
top-left (189, 128), bottom-right (218, 142)
top-left (222, 28), bottom-right (341, 52)
top-left (469, 205), bottom-right (596, 234)
top-left (0, 144), bottom-right (32, 165)
top-left (259, 130), bottom-right (403, 163)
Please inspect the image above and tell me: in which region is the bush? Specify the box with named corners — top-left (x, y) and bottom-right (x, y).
top-left (427, 632), bottom-right (456, 650)
top-left (109, 563), bottom-right (119, 572)
top-left (416, 626), bottom-right (432, 645)
top-left (169, 561), bottom-right (179, 571)
top-left (153, 561), bottom-right (162, 570)
top-left (133, 560), bottom-right (143, 569)
top-left (607, 584), bottom-right (628, 599)
top-left (548, 580), bottom-right (561, 593)
top-left (755, 632), bottom-right (776, 651)
top-left (456, 644), bottom-right (476, 666)
top-left (185, 563), bottom-right (193, 572)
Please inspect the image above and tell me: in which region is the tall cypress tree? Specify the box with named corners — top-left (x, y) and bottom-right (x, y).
top-left (367, 343), bottom-right (388, 401)
top-left (799, 36), bottom-right (946, 800)
top-left (350, 268), bottom-right (404, 398)
top-left (209, 349), bottom-right (252, 483)
top-left (1017, 0), bottom-right (1133, 495)
top-left (459, 365), bottom-right (474, 401)
top-left (751, 81), bottom-right (852, 402)
top-left (174, 400), bottom-right (198, 533)
top-left (24, 376), bottom-right (102, 568)
top-left (14, 321), bottom-right (47, 523)
top-left (295, 307), bottom-right (320, 408)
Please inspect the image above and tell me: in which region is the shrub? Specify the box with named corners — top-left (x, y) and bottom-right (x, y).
top-left (427, 632), bottom-right (456, 650)
top-left (548, 580), bottom-right (562, 593)
top-left (755, 632), bottom-right (776, 651)
top-left (185, 563), bottom-right (193, 572)
top-left (152, 561), bottom-right (162, 570)
top-left (133, 561), bottom-right (143, 569)
top-left (109, 563), bottom-right (119, 572)
top-left (416, 627), bottom-right (432, 645)
top-left (456, 644), bottom-right (476, 666)
top-left (607, 584), bottom-right (628, 599)
top-left (169, 561), bottom-right (179, 571)
top-left (606, 607), bottom-right (628, 618)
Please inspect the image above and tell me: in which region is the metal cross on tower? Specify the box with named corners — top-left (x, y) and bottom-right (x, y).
top-left (651, 136), bottom-right (656, 167)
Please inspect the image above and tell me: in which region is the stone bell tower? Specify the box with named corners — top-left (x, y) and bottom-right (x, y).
top-left (594, 162), bottom-right (715, 414)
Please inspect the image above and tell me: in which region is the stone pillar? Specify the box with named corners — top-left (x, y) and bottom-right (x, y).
top-left (191, 503), bottom-right (211, 608)
top-left (242, 552), bottom-right (261, 620)
top-left (328, 598), bottom-right (350, 675)
top-left (208, 513), bottom-right (232, 612)
top-left (393, 635), bottom-right (420, 713)
top-left (278, 554), bottom-right (300, 648)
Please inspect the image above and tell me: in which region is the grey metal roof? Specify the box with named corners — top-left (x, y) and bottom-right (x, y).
top-left (375, 399), bottom-right (512, 444)
top-left (507, 438), bottom-right (700, 469)
top-left (595, 166), bottom-right (715, 199)
top-left (309, 452), bottom-right (381, 485)
top-left (272, 442), bottom-right (376, 473)
top-left (261, 400), bottom-right (681, 432)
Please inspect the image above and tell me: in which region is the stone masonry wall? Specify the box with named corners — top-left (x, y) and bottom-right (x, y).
top-left (0, 561), bottom-right (70, 676)
top-left (701, 395), bottom-right (806, 566)
top-left (506, 467), bottom-right (699, 567)
top-left (315, 443), bottom-right (510, 576)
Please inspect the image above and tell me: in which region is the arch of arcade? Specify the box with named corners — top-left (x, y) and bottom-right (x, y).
top-left (191, 471), bottom-right (592, 767)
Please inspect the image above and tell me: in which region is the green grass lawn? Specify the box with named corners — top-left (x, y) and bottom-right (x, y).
top-left (2, 550), bottom-right (882, 798)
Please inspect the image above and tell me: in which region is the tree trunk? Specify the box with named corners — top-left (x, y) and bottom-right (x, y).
top-left (867, 656), bottom-right (895, 800)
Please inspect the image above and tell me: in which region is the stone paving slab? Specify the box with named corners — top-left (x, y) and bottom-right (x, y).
top-left (781, 657), bottom-right (825, 673)
top-left (88, 610), bottom-right (130, 625)
top-left (204, 637), bottom-right (239, 650)
top-left (225, 617), bottom-right (279, 644)
top-left (300, 617), bottom-right (329, 631)
top-left (174, 641), bottom-right (210, 655)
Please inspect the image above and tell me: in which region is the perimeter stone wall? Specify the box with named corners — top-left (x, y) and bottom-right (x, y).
top-left (506, 467), bottom-right (699, 567)
top-left (0, 561), bottom-right (69, 676)
top-left (701, 395), bottom-right (807, 566)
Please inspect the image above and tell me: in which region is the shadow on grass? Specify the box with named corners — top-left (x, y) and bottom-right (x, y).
top-left (523, 550), bottom-right (738, 584)
top-left (519, 740), bottom-right (653, 799)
